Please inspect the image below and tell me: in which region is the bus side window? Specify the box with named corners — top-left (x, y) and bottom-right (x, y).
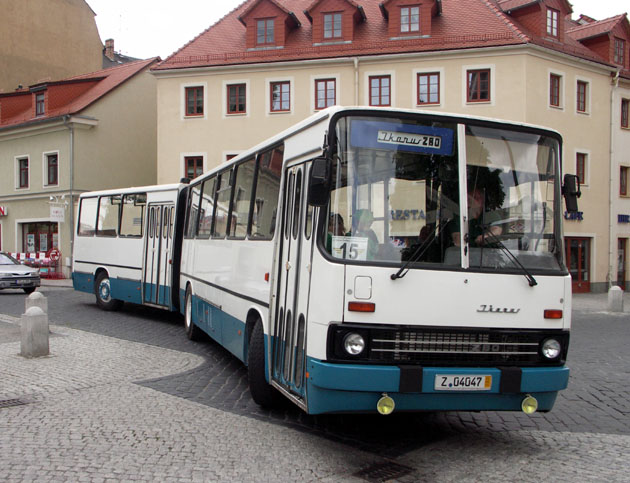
top-left (120, 193), bottom-right (146, 237)
top-left (77, 197), bottom-right (98, 236)
top-left (96, 195), bottom-right (121, 237)
top-left (198, 177), bottom-right (215, 238)
top-left (230, 158), bottom-right (256, 238)
top-left (185, 184), bottom-right (201, 239)
top-left (251, 144), bottom-right (283, 239)
top-left (213, 170), bottom-right (232, 238)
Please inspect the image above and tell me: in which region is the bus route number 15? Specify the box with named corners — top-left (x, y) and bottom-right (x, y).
top-left (331, 236), bottom-right (368, 261)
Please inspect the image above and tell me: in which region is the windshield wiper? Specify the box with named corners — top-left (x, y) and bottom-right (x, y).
top-left (391, 220), bottom-right (450, 280)
top-left (483, 229), bottom-right (538, 287)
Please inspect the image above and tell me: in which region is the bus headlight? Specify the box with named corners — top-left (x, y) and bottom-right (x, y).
top-left (541, 338), bottom-right (561, 360)
top-left (343, 332), bottom-right (366, 356)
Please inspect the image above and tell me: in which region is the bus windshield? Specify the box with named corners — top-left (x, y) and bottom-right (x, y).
top-left (325, 114), bottom-right (563, 273)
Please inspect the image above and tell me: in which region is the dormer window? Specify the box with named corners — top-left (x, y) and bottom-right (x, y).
top-left (257, 18), bottom-right (275, 45)
top-left (400, 6), bottom-right (420, 33)
top-left (35, 93), bottom-right (45, 116)
top-left (323, 13), bottom-right (342, 39)
top-left (614, 38), bottom-right (626, 66)
top-left (546, 8), bottom-right (559, 38)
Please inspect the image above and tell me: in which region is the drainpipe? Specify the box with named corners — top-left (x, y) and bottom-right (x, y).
top-left (63, 115), bottom-right (75, 276)
top-left (608, 71), bottom-right (620, 289)
top-left (354, 57), bottom-right (359, 105)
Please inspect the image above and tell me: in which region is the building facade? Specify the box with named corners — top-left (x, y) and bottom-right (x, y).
top-left (0, 0), bottom-right (104, 93)
top-left (152, 0), bottom-right (630, 292)
top-left (0, 59), bottom-right (159, 277)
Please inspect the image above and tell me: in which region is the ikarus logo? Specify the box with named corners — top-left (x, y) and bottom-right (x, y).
top-left (477, 304), bottom-right (520, 314)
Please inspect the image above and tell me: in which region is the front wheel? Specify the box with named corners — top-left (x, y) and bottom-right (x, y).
top-left (248, 320), bottom-right (280, 407)
top-left (184, 287), bottom-right (202, 341)
top-left (95, 272), bottom-right (123, 311)
top-left (23, 287), bottom-right (36, 294)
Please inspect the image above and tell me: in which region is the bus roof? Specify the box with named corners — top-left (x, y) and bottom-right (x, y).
top-left (78, 183), bottom-right (185, 198)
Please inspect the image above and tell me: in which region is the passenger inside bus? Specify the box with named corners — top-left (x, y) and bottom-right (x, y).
top-left (348, 209), bottom-right (379, 260)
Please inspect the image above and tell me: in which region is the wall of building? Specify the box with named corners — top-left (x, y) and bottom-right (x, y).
top-left (74, 70), bottom-right (158, 193)
top-left (0, 0), bottom-right (103, 93)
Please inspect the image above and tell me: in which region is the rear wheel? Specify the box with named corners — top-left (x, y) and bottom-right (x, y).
top-left (95, 271), bottom-right (123, 311)
top-left (248, 319), bottom-right (280, 407)
top-left (184, 287), bottom-right (202, 341)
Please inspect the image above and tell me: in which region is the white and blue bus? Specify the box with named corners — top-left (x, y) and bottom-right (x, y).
top-left (75, 106), bottom-right (581, 416)
top-left (73, 184), bottom-right (187, 311)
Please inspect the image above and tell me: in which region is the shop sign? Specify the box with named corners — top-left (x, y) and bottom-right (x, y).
top-left (564, 211), bottom-right (583, 221)
top-left (50, 204), bottom-right (65, 223)
top-left (0, 206), bottom-right (7, 216)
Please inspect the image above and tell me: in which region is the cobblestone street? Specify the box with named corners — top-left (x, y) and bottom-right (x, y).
top-left (1, 286), bottom-right (629, 481)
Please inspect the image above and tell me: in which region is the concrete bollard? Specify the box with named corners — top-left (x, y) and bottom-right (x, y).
top-left (20, 306), bottom-right (49, 358)
top-left (608, 286), bottom-right (624, 313)
top-left (25, 291), bottom-right (48, 314)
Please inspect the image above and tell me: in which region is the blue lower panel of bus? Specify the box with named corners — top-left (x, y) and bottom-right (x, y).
top-left (73, 271), bottom-right (171, 307)
top-left (187, 291), bottom-right (246, 362)
top-left (305, 358), bottom-right (569, 414)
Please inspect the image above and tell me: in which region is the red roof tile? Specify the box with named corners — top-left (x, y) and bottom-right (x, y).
top-left (567, 14), bottom-right (627, 41)
top-left (496, 0), bottom-right (538, 12)
top-left (153, 0), bottom-right (615, 72)
top-left (0, 58), bottom-right (158, 129)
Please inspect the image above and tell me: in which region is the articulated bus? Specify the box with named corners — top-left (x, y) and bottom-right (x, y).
top-left (73, 184), bottom-right (187, 311)
top-left (74, 106), bottom-right (581, 415)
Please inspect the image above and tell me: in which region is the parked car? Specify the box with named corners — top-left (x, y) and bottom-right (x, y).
top-left (0, 252), bottom-right (41, 294)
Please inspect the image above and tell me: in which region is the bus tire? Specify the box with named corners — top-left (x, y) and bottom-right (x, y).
top-left (95, 271), bottom-right (123, 311)
top-left (184, 288), bottom-right (202, 341)
top-left (248, 319), bottom-right (279, 408)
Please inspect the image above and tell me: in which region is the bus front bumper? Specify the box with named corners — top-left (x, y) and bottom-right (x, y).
top-left (305, 358), bottom-right (569, 415)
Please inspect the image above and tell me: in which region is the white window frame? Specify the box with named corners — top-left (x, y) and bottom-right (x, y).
top-left (42, 150), bottom-right (60, 188)
top-left (575, 76), bottom-right (591, 116)
top-left (363, 70), bottom-right (396, 107)
top-left (413, 67), bottom-right (444, 107)
top-left (181, 82), bottom-right (208, 120)
top-left (180, 152), bottom-right (207, 181)
top-left (462, 64), bottom-right (495, 107)
top-left (222, 80), bottom-right (250, 118)
top-left (311, 74), bottom-right (340, 111)
top-left (548, 69), bottom-right (565, 111)
top-left (574, 149), bottom-right (590, 188)
top-left (14, 155), bottom-right (30, 191)
top-left (265, 77), bottom-right (294, 116)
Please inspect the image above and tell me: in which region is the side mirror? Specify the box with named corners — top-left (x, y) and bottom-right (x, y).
top-left (308, 157), bottom-right (332, 207)
top-left (563, 173), bottom-right (581, 213)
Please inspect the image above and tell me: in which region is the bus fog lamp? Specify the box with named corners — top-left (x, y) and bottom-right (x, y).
top-left (377, 394), bottom-right (395, 415)
top-left (541, 338), bottom-right (561, 360)
top-left (521, 395), bottom-right (538, 414)
top-left (343, 333), bottom-right (365, 355)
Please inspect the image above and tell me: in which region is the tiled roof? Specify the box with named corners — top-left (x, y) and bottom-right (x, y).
top-left (567, 14), bottom-right (627, 41)
top-left (153, 0), bottom-right (615, 72)
top-left (496, 0), bottom-right (538, 12)
top-left (0, 58), bottom-right (158, 129)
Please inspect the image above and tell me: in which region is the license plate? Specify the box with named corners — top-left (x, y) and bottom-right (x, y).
top-left (434, 374), bottom-right (492, 391)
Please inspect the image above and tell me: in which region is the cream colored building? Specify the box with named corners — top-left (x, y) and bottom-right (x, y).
top-left (152, 0), bottom-right (629, 292)
top-left (0, 59), bottom-right (159, 277)
top-left (0, 0), bottom-right (103, 93)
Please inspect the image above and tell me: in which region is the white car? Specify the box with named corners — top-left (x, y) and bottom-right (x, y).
top-left (0, 252), bottom-right (41, 294)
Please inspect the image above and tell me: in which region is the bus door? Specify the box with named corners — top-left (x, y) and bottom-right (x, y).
top-left (144, 203), bottom-right (174, 306)
top-left (272, 164), bottom-right (311, 400)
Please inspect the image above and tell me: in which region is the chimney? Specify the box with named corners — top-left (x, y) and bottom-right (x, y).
top-left (105, 39), bottom-right (115, 61)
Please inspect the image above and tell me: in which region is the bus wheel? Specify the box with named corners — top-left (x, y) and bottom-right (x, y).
top-left (95, 272), bottom-right (123, 311)
top-left (248, 319), bottom-right (279, 407)
top-left (184, 288), bottom-right (202, 341)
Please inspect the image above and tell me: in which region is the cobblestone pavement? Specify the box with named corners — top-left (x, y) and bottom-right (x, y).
top-left (1, 286), bottom-right (629, 481)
